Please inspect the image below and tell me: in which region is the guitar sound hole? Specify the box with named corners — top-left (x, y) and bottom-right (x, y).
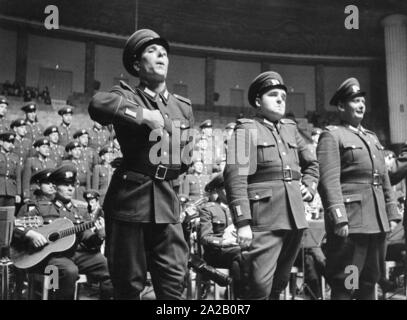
top-left (48, 232), bottom-right (60, 242)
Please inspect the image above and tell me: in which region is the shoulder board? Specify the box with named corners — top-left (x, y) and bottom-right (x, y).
top-left (173, 94), bottom-right (191, 106)
top-left (119, 80), bottom-right (136, 93)
top-left (236, 118), bottom-right (254, 125)
top-left (325, 125), bottom-right (338, 131)
top-left (37, 200), bottom-right (52, 206)
top-left (280, 118), bottom-right (296, 125)
top-left (364, 128), bottom-right (376, 135)
top-left (72, 199), bottom-right (88, 209)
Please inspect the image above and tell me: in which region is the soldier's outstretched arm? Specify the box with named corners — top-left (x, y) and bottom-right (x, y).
top-left (317, 131), bottom-right (348, 227)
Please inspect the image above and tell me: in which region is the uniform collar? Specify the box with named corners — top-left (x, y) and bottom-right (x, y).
top-left (54, 199), bottom-right (73, 211)
top-left (257, 116), bottom-right (280, 131)
top-left (61, 122), bottom-right (71, 128)
top-left (138, 84), bottom-right (169, 105)
top-left (344, 123), bottom-right (366, 135)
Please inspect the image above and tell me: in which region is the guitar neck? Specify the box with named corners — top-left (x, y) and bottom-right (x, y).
top-left (58, 221), bottom-right (95, 239)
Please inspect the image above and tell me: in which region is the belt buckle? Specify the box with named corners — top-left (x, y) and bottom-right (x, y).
top-left (372, 173), bottom-right (380, 186)
top-left (283, 168), bottom-right (293, 181)
top-left (155, 165), bottom-right (168, 180)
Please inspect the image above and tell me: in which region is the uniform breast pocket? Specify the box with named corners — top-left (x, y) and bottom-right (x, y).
top-left (248, 185), bottom-right (273, 226)
top-left (342, 142), bottom-right (363, 163)
top-left (257, 141), bottom-right (278, 162)
top-left (343, 193), bottom-right (363, 227)
top-left (287, 141), bottom-right (299, 163)
top-left (375, 143), bottom-right (385, 162)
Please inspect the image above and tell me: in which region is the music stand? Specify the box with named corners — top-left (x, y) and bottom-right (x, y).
top-left (297, 220), bottom-right (326, 300)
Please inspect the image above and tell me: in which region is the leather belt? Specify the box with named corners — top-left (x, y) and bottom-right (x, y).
top-left (122, 163), bottom-right (181, 181)
top-left (248, 167), bottom-right (301, 184)
top-left (341, 171), bottom-right (383, 186)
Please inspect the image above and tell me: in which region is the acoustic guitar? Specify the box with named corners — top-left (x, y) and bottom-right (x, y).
top-left (11, 218), bottom-right (95, 269)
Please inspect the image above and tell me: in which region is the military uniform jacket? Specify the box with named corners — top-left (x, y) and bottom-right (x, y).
top-left (13, 137), bottom-right (33, 166)
top-left (0, 150), bottom-right (21, 196)
top-left (89, 81), bottom-right (194, 223)
top-left (49, 143), bottom-right (65, 165)
top-left (58, 123), bottom-right (73, 147)
top-left (388, 148), bottom-right (407, 227)
top-left (317, 124), bottom-right (400, 234)
top-left (0, 117), bottom-right (9, 134)
top-left (25, 121), bottom-right (44, 142)
top-left (199, 201), bottom-right (234, 248)
top-left (82, 146), bottom-right (99, 170)
top-left (22, 156), bottom-right (57, 199)
top-left (92, 164), bottom-right (113, 194)
top-left (223, 116), bottom-right (319, 231)
top-left (180, 173), bottom-right (210, 202)
top-left (13, 198), bottom-right (103, 252)
top-left (89, 127), bottom-right (111, 152)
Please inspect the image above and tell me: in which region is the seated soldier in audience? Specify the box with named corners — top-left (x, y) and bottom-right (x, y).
top-left (21, 102), bottom-right (43, 142)
top-left (13, 165), bottom-right (113, 300)
top-left (11, 119), bottom-right (32, 167)
top-left (22, 137), bottom-right (57, 202)
top-left (0, 132), bottom-right (21, 207)
top-left (73, 129), bottom-right (98, 170)
top-left (83, 190), bottom-right (104, 222)
top-left (63, 141), bottom-right (91, 201)
top-left (44, 125), bottom-right (65, 165)
top-left (92, 146), bottom-right (114, 204)
top-left (198, 173), bottom-right (243, 298)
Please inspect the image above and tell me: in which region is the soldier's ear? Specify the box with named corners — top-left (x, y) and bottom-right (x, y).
top-left (133, 60), bottom-right (141, 73)
top-left (337, 102), bottom-right (345, 112)
top-left (255, 98), bottom-right (261, 108)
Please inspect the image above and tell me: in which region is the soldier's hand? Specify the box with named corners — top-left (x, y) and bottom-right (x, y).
top-left (94, 217), bottom-right (106, 239)
top-left (237, 225), bottom-right (253, 250)
top-left (300, 184), bottom-right (313, 202)
top-left (15, 195), bottom-right (21, 204)
top-left (143, 109), bottom-right (164, 130)
top-left (26, 230), bottom-right (48, 248)
top-left (334, 223), bottom-right (349, 237)
top-left (390, 220), bottom-right (398, 232)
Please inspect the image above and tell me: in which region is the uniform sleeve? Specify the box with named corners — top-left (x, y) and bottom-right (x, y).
top-left (295, 127), bottom-right (319, 197)
top-left (199, 206), bottom-right (224, 247)
top-left (382, 164), bottom-right (402, 223)
top-left (86, 168), bottom-right (91, 190)
top-left (223, 124), bottom-right (257, 228)
top-left (16, 159), bottom-right (22, 195)
top-left (317, 131), bottom-right (348, 227)
top-left (389, 148), bottom-right (407, 185)
top-left (88, 89), bottom-right (145, 127)
top-left (22, 158), bottom-right (32, 200)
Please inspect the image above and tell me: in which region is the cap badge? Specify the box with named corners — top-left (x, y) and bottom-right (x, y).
top-left (351, 85), bottom-right (360, 93)
top-left (65, 171), bottom-right (73, 178)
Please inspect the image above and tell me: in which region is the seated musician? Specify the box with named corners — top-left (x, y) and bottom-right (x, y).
top-left (13, 164), bottom-right (113, 300)
top-left (198, 173), bottom-right (243, 297)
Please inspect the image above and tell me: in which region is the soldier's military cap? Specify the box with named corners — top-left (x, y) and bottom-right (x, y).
top-left (83, 189), bottom-right (100, 201)
top-left (49, 165), bottom-right (77, 185)
top-left (123, 29), bottom-right (170, 77)
top-left (0, 96), bottom-right (8, 105)
top-left (33, 137), bottom-right (50, 148)
top-left (248, 71), bottom-right (287, 107)
top-left (205, 173), bottom-right (224, 193)
top-left (311, 127), bottom-right (322, 136)
top-left (0, 132), bottom-right (15, 142)
top-left (30, 168), bottom-right (53, 184)
top-left (99, 145), bottom-right (113, 157)
top-left (44, 125), bottom-right (59, 136)
top-left (329, 77), bottom-right (366, 106)
top-left (199, 119), bottom-right (212, 128)
top-left (225, 122), bottom-right (236, 130)
top-left (65, 141), bottom-right (81, 152)
top-left (58, 106), bottom-right (74, 116)
top-left (10, 118), bottom-right (26, 128)
top-left (73, 129), bottom-right (89, 139)
top-left (21, 101), bottom-right (37, 113)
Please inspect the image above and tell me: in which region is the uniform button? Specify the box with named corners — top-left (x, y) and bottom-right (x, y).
top-left (367, 141), bottom-right (370, 145)
top-left (352, 145), bottom-right (356, 148)
top-left (263, 142), bottom-right (267, 146)
top-left (278, 140), bottom-right (282, 143)
top-left (181, 124), bottom-right (186, 129)
top-left (123, 174), bottom-right (127, 180)
top-left (254, 195), bottom-right (259, 200)
top-left (282, 152), bottom-right (286, 156)
top-left (373, 155), bottom-right (376, 158)
top-left (163, 151), bottom-right (167, 156)
top-left (165, 114), bottom-right (169, 118)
